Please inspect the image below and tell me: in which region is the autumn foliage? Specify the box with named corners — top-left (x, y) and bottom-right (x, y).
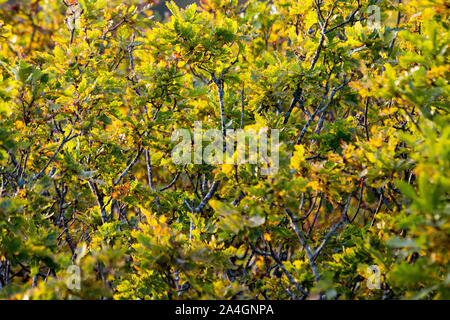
top-left (0, 0), bottom-right (449, 299)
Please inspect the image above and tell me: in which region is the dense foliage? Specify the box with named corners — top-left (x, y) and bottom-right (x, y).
top-left (0, 0), bottom-right (448, 300)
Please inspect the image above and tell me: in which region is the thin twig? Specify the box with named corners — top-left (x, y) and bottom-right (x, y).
top-left (313, 194), bottom-right (352, 260)
top-left (285, 208), bottom-right (320, 282)
top-left (114, 148), bottom-right (142, 186)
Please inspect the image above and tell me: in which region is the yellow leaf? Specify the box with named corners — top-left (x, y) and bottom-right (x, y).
top-left (222, 164), bottom-right (234, 174)
top-left (15, 120), bottom-right (24, 129)
top-left (290, 144), bottom-right (306, 170)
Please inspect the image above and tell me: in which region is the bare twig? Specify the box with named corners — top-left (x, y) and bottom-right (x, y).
top-left (33, 129), bottom-right (77, 181)
top-left (267, 242), bottom-right (308, 297)
top-left (88, 181), bottom-right (108, 224)
top-left (325, 5), bottom-right (361, 35)
top-left (364, 98), bottom-right (370, 141)
top-left (296, 76), bottom-right (351, 145)
top-left (114, 148), bottom-right (142, 186)
top-left (312, 194), bottom-right (352, 260)
top-left (285, 208), bottom-right (320, 282)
